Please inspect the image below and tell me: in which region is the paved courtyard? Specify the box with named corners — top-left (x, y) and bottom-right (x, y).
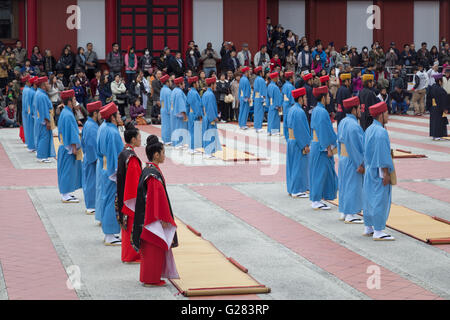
top-left (0, 114), bottom-right (449, 300)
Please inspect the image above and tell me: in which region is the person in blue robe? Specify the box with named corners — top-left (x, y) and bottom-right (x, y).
top-left (252, 67), bottom-right (267, 133)
top-left (337, 97), bottom-right (364, 224)
top-left (186, 76), bottom-right (203, 153)
top-left (309, 86), bottom-right (338, 210)
top-left (95, 120), bottom-right (107, 224)
top-left (81, 101), bottom-right (101, 214)
top-left (286, 88), bottom-right (311, 198)
top-left (26, 79), bottom-right (38, 152)
top-left (267, 73), bottom-right (282, 135)
top-left (159, 75), bottom-right (172, 145)
top-left (238, 67), bottom-right (251, 129)
top-left (202, 78), bottom-right (222, 158)
top-left (57, 90), bottom-right (83, 203)
top-left (171, 77), bottom-right (188, 148)
top-left (21, 77), bottom-right (30, 149)
top-left (363, 102), bottom-right (395, 241)
top-left (169, 77), bottom-right (178, 146)
top-left (281, 72), bottom-right (295, 141)
top-left (97, 102), bottom-right (124, 245)
top-left (33, 77), bottom-right (56, 162)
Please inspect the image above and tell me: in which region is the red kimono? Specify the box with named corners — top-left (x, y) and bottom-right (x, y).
top-left (133, 163), bottom-right (179, 285)
top-left (121, 156), bottom-right (142, 262)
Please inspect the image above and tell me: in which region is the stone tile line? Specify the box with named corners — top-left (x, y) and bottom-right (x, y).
top-left (190, 185), bottom-right (442, 300)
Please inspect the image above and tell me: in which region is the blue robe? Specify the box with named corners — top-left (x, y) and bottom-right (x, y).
top-left (338, 114), bottom-right (364, 215)
top-left (27, 88), bottom-right (37, 150)
top-left (95, 121), bottom-right (107, 222)
top-left (286, 103), bottom-right (311, 195)
top-left (160, 85), bottom-right (172, 143)
top-left (238, 75), bottom-right (251, 128)
top-left (169, 89), bottom-right (177, 145)
top-left (267, 81), bottom-right (282, 134)
top-left (33, 88), bottom-right (56, 159)
top-left (309, 102), bottom-right (338, 202)
top-left (57, 106), bottom-right (82, 194)
top-left (22, 85), bottom-right (30, 147)
top-left (81, 117), bottom-right (99, 210)
top-left (202, 88), bottom-right (222, 155)
top-left (172, 87), bottom-right (188, 147)
top-left (187, 87), bottom-right (203, 150)
top-left (97, 122), bottom-right (124, 235)
top-left (252, 76), bottom-right (267, 130)
top-left (363, 120), bottom-right (394, 231)
top-left (281, 81), bottom-right (295, 140)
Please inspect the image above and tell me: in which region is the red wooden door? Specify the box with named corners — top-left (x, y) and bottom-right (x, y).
top-left (117, 0), bottom-right (182, 56)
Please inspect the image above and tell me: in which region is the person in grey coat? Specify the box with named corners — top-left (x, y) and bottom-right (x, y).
top-left (106, 43), bottom-right (124, 78)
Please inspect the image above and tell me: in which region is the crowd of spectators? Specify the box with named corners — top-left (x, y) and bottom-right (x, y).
top-left (1, 17), bottom-right (450, 128)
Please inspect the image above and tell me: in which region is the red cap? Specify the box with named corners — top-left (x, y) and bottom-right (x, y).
top-left (174, 77), bottom-right (184, 85)
top-left (269, 72), bottom-right (279, 79)
top-left (100, 102), bottom-right (118, 119)
top-left (86, 101), bottom-right (102, 113)
top-left (60, 90), bottom-right (75, 100)
top-left (253, 66), bottom-right (263, 73)
top-left (21, 75), bottom-right (30, 83)
top-left (302, 73), bottom-right (313, 81)
top-left (29, 76), bottom-right (39, 85)
top-left (241, 66), bottom-right (250, 73)
top-left (284, 71), bottom-right (294, 78)
top-left (292, 88), bottom-right (307, 99)
top-left (36, 76), bottom-right (48, 85)
top-left (320, 75), bottom-right (330, 83)
top-left (313, 86), bottom-right (329, 97)
top-left (188, 76), bottom-right (198, 84)
top-left (369, 101), bottom-right (388, 117)
top-left (160, 74), bottom-right (169, 83)
top-left (206, 77), bottom-right (217, 85)
top-left (343, 96), bottom-right (360, 110)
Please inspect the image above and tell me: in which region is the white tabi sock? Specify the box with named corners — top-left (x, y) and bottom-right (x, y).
top-left (364, 226), bottom-right (374, 234)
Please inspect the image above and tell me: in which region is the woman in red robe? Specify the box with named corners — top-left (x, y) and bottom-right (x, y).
top-left (116, 122), bottom-right (142, 263)
top-left (131, 135), bottom-right (179, 286)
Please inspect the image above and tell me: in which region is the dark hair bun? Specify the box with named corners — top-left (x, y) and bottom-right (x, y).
top-left (146, 135), bottom-right (160, 146)
top-left (124, 121), bottom-right (136, 131)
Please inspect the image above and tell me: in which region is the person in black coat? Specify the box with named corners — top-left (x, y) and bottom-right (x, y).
top-left (359, 74), bottom-right (379, 131)
top-left (58, 45), bottom-right (75, 87)
top-left (222, 50), bottom-right (240, 73)
top-left (426, 74), bottom-right (448, 140)
top-left (168, 52), bottom-right (185, 77)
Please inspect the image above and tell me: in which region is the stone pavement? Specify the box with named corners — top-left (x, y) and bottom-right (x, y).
top-left (0, 114), bottom-right (449, 300)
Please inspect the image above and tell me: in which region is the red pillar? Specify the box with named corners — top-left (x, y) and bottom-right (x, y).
top-left (305, 0), bottom-right (317, 46)
top-left (182, 0), bottom-right (193, 52)
top-left (257, 0), bottom-right (267, 49)
top-left (26, 0), bottom-right (37, 56)
top-left (373, 0), bottom-right (384, 48)
top-left (440, 0), bottom-right (450, 43)
top-left (19, 0), bottom-right (26, 43)
top-left (105, 0), bottom-right (117, 54)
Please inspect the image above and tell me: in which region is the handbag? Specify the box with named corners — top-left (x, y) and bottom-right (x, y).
top-left (224, 94), bottom-right (234, 104)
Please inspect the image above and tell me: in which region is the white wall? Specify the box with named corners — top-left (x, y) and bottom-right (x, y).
top-left (414, 1), bottom-right (439, 48)
top-left (278, 0), bottom-right (305, 37)
top-left (346, 1), bottom-right (373, 51)
top-left (78, 0), bottom-right (106, 59)
top-left (193, 0), bottom-right (223, 52)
